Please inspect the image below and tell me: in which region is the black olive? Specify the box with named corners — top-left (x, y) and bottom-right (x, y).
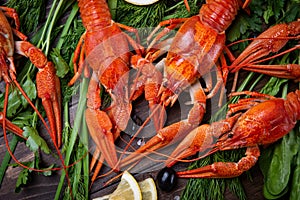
top-left (156, 167), bottom-right (177, 192)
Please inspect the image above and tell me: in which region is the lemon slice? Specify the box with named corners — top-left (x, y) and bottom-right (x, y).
top-left (93, 171), bottom-right (142, 200)
top-left (138, 178), bottom-right (157, 200)
top-left (124, 0), bottom-right (160, 6)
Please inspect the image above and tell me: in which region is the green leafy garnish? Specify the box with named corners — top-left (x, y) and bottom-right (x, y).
top-left (50, 48), bottom-right (70, 78)
top-left (20, 76), bottom-right (37, 106)
top-left (116, 0), bottom-right (168, 28)
top-left (5, 0), bottom-right (46, 34)
top-left (15, 163), bottom-right (32, 193)
top-left (22, 126), bottom-right (51, 154)
top-left (1, 89), bottom-right (22, 118)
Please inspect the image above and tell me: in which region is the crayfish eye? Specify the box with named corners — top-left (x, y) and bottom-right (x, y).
top-left (174, 88), bottom-right (181, 94)
top-left (5, 59), bottom-right (10, 66)
top-left (228, 132), bottom-right (234, 138)
top-left (163, 81), bottom-right (168, 88)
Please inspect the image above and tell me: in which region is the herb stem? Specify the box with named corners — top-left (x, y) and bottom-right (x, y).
top-left (31, 96), bottom-right (39, 129)
top-left (81, 112), bottom-right (89, 199)
top-left (44, 0), bottom-right (65, 55)
top-left (165, 0), bottom-right (184, 12)
top-left (72, 151), bottom-right (82, 197)
top-left (55, 77), bottom-right (89, 199)
top-left (56, 3), bottom-right (79, 50)
top-left (64, 101), bottom-right (70, 128)
top-left (249, 74), bottom-right (263, 91)
top-left (37, 0), bottom-right (58, 50)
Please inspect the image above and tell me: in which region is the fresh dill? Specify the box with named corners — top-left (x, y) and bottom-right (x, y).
top-left (5, 0), bottom-right (46, 35)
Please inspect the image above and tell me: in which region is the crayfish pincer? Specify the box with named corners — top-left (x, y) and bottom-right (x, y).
top-left (165, 90), bottom-right (300, 178)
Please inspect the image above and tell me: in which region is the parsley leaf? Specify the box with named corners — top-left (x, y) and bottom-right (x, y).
top-left (23, 126), bottom-right (51, 154)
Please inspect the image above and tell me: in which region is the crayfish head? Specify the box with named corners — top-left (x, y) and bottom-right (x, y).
top-left (0, 50), bottom-right (14, 83)
top-left (159, 82), bottom-right (180, 107)
top-left (159, 69), bottom-right (189, 106)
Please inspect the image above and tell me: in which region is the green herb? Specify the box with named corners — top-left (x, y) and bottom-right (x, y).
top-left (108, 0), bottom-right (118, 20)
top-left (0, 76), bottom-right (37, 119)
top-left (0, 89), bottom-right (22, 118)
top-left (163, 0), bottom-right (203, 20)
top-left (264, 128), bottom-right (298, 196)
top-left (14, 162), bottom-right (32, 193)
top-left (22, 126), bottom-right (51, 154)
top-left (12, 155), bottom-right (54, 193)
top-left (5, 0), bottom-right (46, 34)
top-left (55, 77), bottom-right (89, 200)
top-left (290, 142), bottom-right (300, 200)
top-left (50, 48), bottom-right (70, 78)
top-left (116, 0), bottom-right (168, 28)
top-left (263, 0), bottom-right (285, 23)
top-left (227, 13), bottom-right (262, 44)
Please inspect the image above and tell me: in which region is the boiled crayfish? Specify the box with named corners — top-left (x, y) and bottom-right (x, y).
top-left (164, 90), bottom-right (300, 178)
top-left (228, 20), bottom-right (300, 91)
top-left (120, 1), bottom-right (300, 169)
top-left (120, 0), bottom-right (251, 167)
top-left (0, 6), bottom-right (61, 148)
top-left (68, 0), bottom-right (144, 172)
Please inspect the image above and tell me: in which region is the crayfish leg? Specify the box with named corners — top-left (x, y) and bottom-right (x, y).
top-left (177, 145), bottom-right (260, 178)
top-left (0, 6), bottom-right (20, 30)
top-left (0, 112), bottom-right (24, 139)
top-left (68, 32), bottom-right (87, 86)
top-left (166, 113), bottom-right (241, 167)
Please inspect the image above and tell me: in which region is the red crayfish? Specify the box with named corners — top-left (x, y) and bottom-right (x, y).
top-left (0, 6), bottom-right (61, 149)
top-left (120, 0), bottom-right (300, 170)
top-left (164, 90), bottom-right (300, 178)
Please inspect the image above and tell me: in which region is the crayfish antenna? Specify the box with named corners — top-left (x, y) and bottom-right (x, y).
top-left (12, 80), bottom-right (53, 137)
top-left (183, 0), bottom-right (190, 12)
top-left (1, 83), bottom-right (73, 199)
top-left (4, 80), bottom-right (73, 199)
top-left (242, 0), bottom-right (252, 9)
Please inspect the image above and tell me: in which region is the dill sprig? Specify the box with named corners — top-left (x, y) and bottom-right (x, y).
top-left (163, 0), bottom-right (203, 20)
top-left (5, 0), bottom-right (46, 35)
top-left (116, 0), bottom-right (168, 28)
